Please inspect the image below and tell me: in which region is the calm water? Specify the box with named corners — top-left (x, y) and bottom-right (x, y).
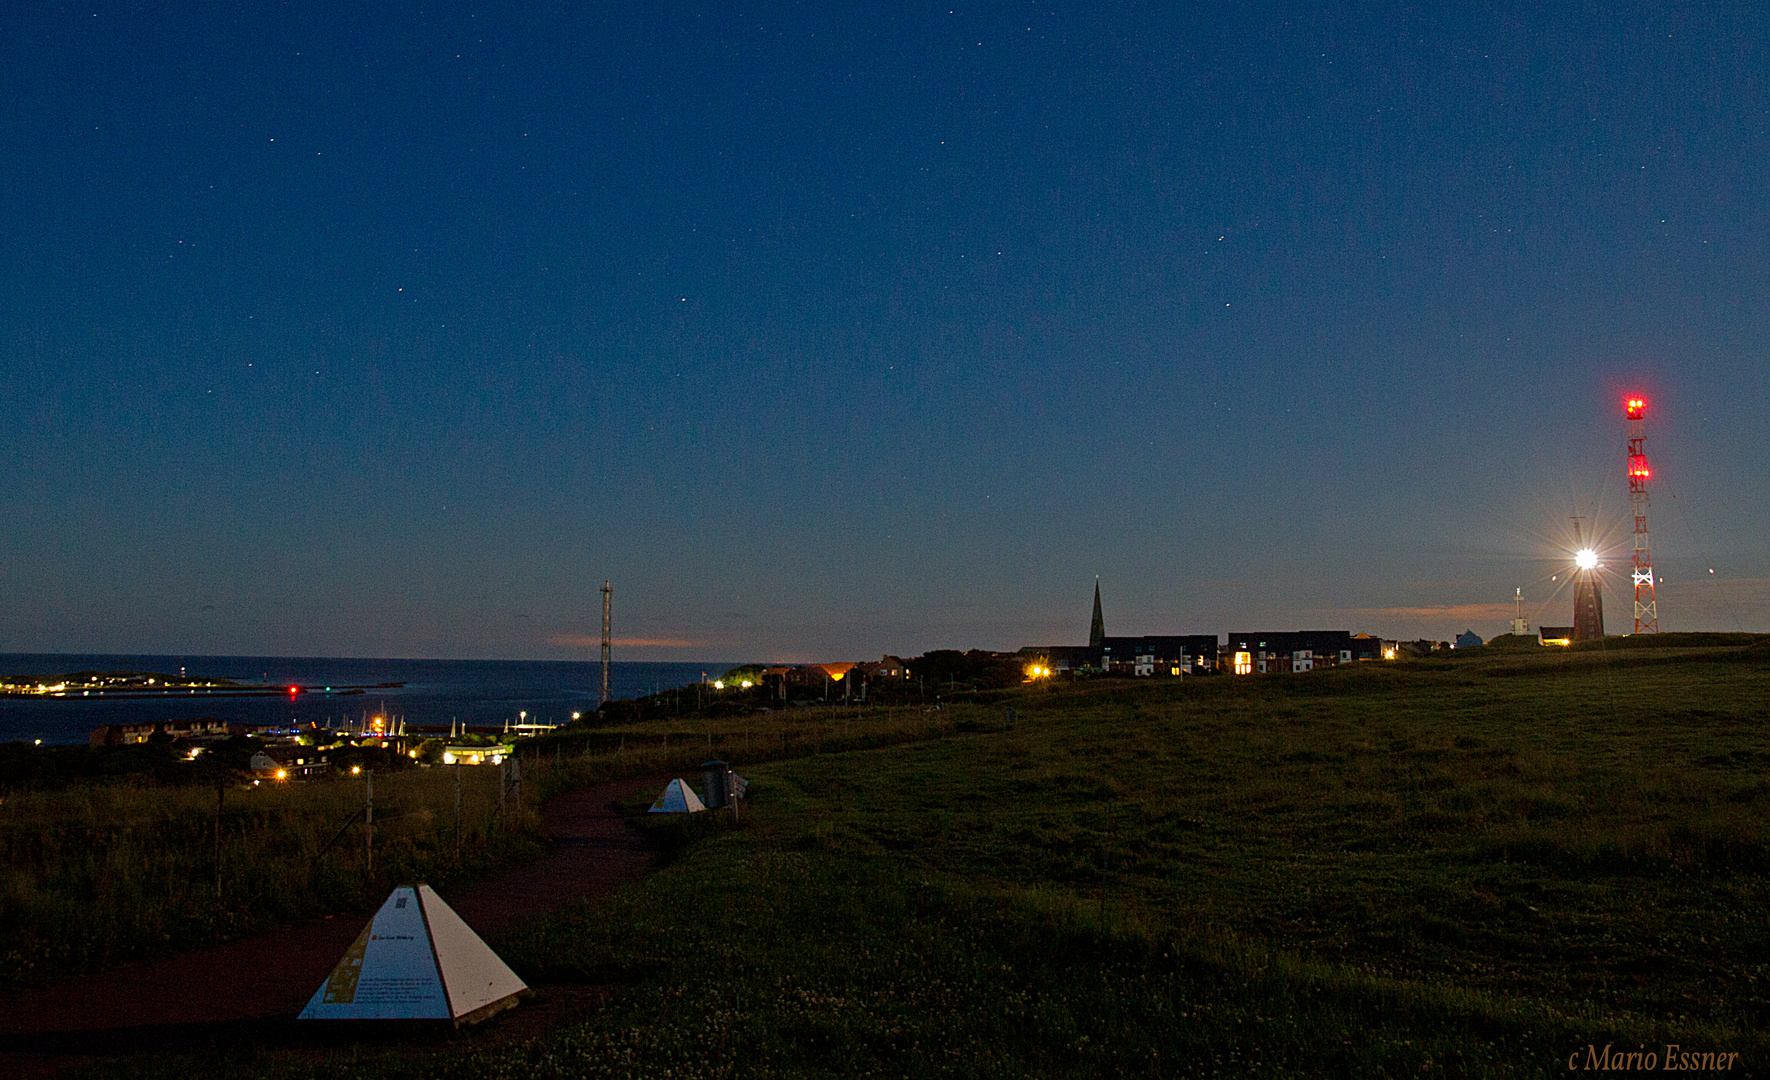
top-left (0, 654), bottom-right (750, 746)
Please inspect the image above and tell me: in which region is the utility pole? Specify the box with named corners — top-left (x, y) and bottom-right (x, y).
top-left (600, 580), bottom-right (613, 706)
top-left (1626, 395), bottom-right (1659, 633)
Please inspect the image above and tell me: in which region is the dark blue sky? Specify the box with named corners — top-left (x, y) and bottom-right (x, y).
top-left (4, 2), bottom-right (1767, 661)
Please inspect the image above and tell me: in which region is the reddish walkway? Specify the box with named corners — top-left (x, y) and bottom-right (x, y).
top-left (0, 775), bottom-right (662, 1072)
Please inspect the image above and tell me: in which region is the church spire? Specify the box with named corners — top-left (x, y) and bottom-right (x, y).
top-left (1089, 577), bottom-right (1105, 647)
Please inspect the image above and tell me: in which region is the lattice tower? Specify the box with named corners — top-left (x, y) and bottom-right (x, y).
top-left (600, 580), bottom-right (613, 704)
top-left (1626, 397), bottom-right (1658, 633)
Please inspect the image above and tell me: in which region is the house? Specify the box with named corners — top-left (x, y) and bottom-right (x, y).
top-left (1455, 629), bottom-right (1485, 649)
top-left (1018, 581), bottom-right (1218, 676)
top-left (1021, 645), bottom-right (1096, 673)
top-left (1018, 638), bottom-right (1214, 676)
top-left (250, 745), bottom-right (332, 780)
top-left (1223, 631), bottom-right (1381, 675)
top-left (853, 655), bottom-right (912, 681)
top-left (785, 662), bottom-right (857, 686)
top-left (1098, 635), bottom-right (1219, 676)
top-left (441, 744), bottom-right (513, 766)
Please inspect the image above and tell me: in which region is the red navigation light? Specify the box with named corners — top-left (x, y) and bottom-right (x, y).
top-left (288, 685), bottom-right (299, 696)
top-left (1625, 396), bottom-right (1646, 418)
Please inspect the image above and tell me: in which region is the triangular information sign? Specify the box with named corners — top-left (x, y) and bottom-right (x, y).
top-left (417, 885), bottom-right (528, 1021)
top-left (648, 777), bottom-right (707, 813)
top-left (298, 885), bottom-right (526, 1023)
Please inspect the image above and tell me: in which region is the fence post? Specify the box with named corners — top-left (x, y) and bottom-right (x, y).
top-left (364, 769), bottom-right (374, 877)
top-left (214, 777), bottom-right (224, 898)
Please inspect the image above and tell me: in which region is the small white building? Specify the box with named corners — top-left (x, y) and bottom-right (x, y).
top-left (441, 744), bottom-right (513, 766)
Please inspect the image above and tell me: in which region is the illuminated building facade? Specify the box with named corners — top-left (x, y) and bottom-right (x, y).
top-left (1224, 631), bottom-right (1383, 674)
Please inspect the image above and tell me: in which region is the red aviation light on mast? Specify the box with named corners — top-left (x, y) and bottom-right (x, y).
top-left (1626, 397), bottom-right (1646, 419)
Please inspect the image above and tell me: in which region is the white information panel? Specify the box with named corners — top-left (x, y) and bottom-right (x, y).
top-left (299, 887), bottom-right (451, 1020)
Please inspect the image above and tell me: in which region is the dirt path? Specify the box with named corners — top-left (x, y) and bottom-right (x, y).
top-left (0, 775), bottom-right (663, 1073)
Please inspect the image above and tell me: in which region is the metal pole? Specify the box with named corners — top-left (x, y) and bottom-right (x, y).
top-left (364, 769), bottom-right (374, 877)
top-left (453, 763), bottom-right (461, 855)
top-left (600, 580), bottom-right (613, 706)
top-left (214, 777), bottom-right (224, 898)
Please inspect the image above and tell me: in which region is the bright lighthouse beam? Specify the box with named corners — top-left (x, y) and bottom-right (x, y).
top-left (1576, 549), bottom-right (1598, 570)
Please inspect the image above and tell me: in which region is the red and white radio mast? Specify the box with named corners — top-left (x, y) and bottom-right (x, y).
top-left (1625, 396), bottom-right (1658, 634)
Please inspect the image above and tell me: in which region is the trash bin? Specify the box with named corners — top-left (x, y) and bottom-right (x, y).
top-left (701, 760), bottom-right (731, 809)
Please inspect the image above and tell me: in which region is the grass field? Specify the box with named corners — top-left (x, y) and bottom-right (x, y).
top-left (0, 762), bottom-right (550, 988)
top-left (57, 639), bottom-right (1770, 1077)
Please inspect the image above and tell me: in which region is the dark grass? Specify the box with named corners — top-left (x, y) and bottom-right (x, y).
top-left (57, 644), bottom-right (1770, 1077)
top-left (0, 766), bottom-right (551, 989)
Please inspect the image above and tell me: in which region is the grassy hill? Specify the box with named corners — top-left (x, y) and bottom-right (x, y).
top-left (70, 643), bottom-right (1770, 1078)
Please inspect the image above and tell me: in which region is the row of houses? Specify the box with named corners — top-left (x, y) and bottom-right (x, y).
top-left (753, 658), bottom-right (914, 699)
top-left (1033, 635), bottom-right (1222, 677)
top-left (89, 718), bottom-right (250, 747)
top-left (1221, 631), bottom-right (1390, 674)
top-left (1021, 630), bottom-right (1392, 678)
top-left (1010, 583), bottom-right (1405, 678)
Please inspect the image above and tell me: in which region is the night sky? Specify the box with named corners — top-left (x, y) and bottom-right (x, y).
top-left (5, 3), bottom-right (1767, 662)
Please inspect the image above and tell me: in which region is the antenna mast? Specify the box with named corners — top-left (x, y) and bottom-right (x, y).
top-left (600, 580), bottom-right (613, 705)
top-left (1626, 396), bottom-right (1658, 634)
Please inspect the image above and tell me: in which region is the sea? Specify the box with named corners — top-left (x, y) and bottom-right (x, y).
top-left (0, 655), bottom-right (751, 746)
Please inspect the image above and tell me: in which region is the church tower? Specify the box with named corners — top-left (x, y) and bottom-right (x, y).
top-left (1089, 578), bottom-right (1106, 647)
